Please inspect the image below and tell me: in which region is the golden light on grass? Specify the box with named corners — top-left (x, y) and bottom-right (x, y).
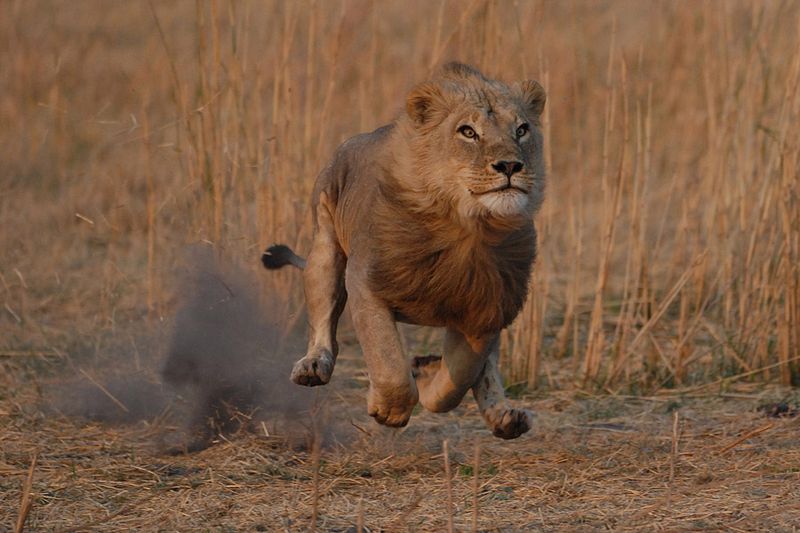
top-left (2, 1), bottom-right (800, 529)
top-left (3, 1), bottom-right (797, 391)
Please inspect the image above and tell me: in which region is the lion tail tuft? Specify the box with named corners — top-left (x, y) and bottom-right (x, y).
top-left (261, 244), bottom-right (307, 270)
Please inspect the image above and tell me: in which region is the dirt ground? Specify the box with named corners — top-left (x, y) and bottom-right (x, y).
top-left (2, 2), bottom-right (800, 531)
top-left (3, 346), bottom-right (799, 533)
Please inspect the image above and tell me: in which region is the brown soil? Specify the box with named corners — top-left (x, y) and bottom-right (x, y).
top-left (3, 350), bottom-right (799, 532)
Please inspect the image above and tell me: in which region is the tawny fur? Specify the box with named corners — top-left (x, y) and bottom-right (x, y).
top-left (369, 175), bottom-right (537, 337)
top-left (266, 62), bottom-right (547, 437)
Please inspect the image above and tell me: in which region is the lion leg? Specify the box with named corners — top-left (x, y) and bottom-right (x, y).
top-left (471, 345), bottom-right (532, 439)
top-left (414, 329), bottom-right (494, 413)
top-left (291, 198), bottom-right (347, 387)
top-left (346, 269), bottom-right (418, 427)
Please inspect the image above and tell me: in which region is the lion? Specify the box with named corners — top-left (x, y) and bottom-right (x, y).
top-left (263, 62), bottom-right (546, 439)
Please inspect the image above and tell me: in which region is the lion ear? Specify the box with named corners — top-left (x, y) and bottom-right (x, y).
top-left (406, 82), bottom-right (447, 125)
top-left (516, 80), bottom-right (546, 119)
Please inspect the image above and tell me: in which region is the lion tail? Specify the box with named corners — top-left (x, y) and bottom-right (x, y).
top-left (261, 244), bottom-right (307, 270)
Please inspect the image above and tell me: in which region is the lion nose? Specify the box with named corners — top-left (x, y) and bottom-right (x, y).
top-left (491, 160), bottom-right (524, 178)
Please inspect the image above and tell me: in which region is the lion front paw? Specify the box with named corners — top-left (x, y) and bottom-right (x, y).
top-left (367, 380), bottom-right (418, 428)
top-left (290, 349), bottom-right (335, 386)
top-left (483, 406), bottom-right (532, 439)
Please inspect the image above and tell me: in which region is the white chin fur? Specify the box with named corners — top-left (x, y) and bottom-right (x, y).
top-left (476, 190), bottom-right (529, 216)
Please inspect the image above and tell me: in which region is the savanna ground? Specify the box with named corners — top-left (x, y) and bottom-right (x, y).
top-left (2, 0), bottom-right (800, 531)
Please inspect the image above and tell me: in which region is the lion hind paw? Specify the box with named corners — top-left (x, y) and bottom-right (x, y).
top-left (485, 407), bottom-right (532, 439)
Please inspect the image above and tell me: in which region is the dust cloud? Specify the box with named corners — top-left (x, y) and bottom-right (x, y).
top-left (48, 246), bottom-right (343, 452)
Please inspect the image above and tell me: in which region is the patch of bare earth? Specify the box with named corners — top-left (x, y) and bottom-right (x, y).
top-left (2, 350), bottom-right (799, 532)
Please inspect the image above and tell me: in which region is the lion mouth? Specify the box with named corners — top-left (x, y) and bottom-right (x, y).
top-left (472, 184), bottom-right (527, 195)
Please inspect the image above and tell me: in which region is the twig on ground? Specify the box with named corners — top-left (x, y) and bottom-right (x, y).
top-left (356, 496), bottom-right (364, 533)
top-left (14, 452), bottom-right (36, 533)
top-left (310, 431), bottom-right (321, 532)
top-left (668, 410), bottom-right (679, 505)
top-left (718, 423), bottom-right (774, 455)
top-left (472, 442), bottom-right (480, 533)
top-left (443, 439), bottom-right (454, 533)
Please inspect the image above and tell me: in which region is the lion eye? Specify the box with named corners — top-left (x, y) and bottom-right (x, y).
top-left (458, 125), bottom-right (478, 139)
top-left (515, 123), bottom-right (530, 138)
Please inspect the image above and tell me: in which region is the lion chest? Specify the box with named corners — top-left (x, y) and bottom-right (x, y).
top-left (369, 229), bottom-right (536, 335)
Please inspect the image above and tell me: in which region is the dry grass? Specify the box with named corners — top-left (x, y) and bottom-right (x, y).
top-left (2, 0), bottom-right (800, 530)
top-left (2, 0), bottom-right (798, 389)
top-left (3, 356), bottom-right (800, 531)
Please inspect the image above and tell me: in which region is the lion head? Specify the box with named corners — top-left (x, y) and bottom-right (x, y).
top-left (396, 62), bottom-right (546, 222)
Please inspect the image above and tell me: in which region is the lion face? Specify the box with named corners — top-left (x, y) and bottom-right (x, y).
top-left (443, 96), bottom-right (544, 218)
top-left (403, 64), bottom-right (546, 221)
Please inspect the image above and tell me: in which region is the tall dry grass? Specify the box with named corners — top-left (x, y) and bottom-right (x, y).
top-left (1, 0), bottom-right (798, 392)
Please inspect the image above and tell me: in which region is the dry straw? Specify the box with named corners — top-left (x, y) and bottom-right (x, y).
top-left (2, 1), bottom-right (800, 528)
top-left (2, 0), bottom-right (799, 393)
